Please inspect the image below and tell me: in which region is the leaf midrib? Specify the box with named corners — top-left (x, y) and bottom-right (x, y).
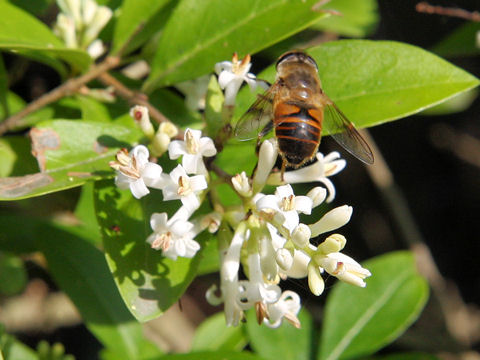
top-left (323, 270), bottom-right (413, 360)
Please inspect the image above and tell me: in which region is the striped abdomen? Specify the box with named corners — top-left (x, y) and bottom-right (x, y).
top-left (274, 101), bottom-right (323, 168)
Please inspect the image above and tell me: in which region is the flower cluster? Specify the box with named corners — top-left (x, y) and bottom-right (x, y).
top-left (54, 0), bottom-right (112, 58)
top-left (110, 53), bottom-right (371, 329)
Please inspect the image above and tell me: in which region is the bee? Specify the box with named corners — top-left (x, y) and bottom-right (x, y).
top-left (235, 51), bottom-right (374, 176)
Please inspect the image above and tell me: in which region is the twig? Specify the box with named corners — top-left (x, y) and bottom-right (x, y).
top-left (416, 2), bottom-right (480, 22)
top-left (97, 72), bottom-right (173, 127)
top-left (0, 56), bottom-right (121, 136)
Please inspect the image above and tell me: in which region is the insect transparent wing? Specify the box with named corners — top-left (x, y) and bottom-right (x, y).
top-left (322, 95), bottom-right (374, 164)
top-left (234, 86), bottom-right (276, 141)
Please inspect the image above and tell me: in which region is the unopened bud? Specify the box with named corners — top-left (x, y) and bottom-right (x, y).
top-left (308, 262), bottom-right (324, 296)
top-left (291, 224), bottom-right (311, 249)
top-left (232, 172), bottom-right (252, 197)
top-left (307, 187), bottom-right (327, 208)
top-left (130, 105), bottom-right (154, 139)
top-left (318, 234), bottom-right (346, 254)
top-left (275, 248), bottom-right (293, 271)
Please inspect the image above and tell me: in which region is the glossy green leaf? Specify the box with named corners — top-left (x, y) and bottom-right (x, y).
top-left (311, 0), bottom-right (378, 37)
top-left (420, 88), bottom-right (478, 116)
top-left (36, 222), bottom-right (158, 359)
top-left (0, 120), bottom-right (142, 200)
top-left (246, 309), bottom-right (313, 360)
top-left (196, 234), bottom-right (219, 275)
top-left (94, 180), bottom-right (201, 322)
top-left (234, 40), bottom-right (480, 132)
top-left (159, 352), bottom-right (267, 360)
top-left (77, 96), bottom-right (112, 123)
top-left (0, 1), bottom-right (91, 70)
top-left (1, 92), bottom-right (55, 131)
top-left (432, 22), bottom-right (480, 58)
top-left (0, 252), bottom-right (27, 295)
top-left (0, 136), bottom-right (38, 178)
top-left (73, 182), bottom-right (103, 245)
top-left (112, 0), bottom-right (172, 54)
top-left (318, 251), bottom-right (429, 360)
top-left (144, 0), bottom-right (328, 90)
top-left (192, 312), bottom-right (247, 352)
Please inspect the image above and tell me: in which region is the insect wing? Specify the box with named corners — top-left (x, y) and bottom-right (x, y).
top-left (234, 86), bottom-right (276, 141)
top-left (322, 96), bottom-right (374, 164)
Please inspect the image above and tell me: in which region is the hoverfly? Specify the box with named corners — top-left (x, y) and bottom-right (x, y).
top-left (235, 51), bottom-right (374, 176)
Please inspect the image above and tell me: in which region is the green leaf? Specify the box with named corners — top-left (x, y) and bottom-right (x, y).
top-left (0, 54), bottom-right (7, 117)
top-left (0, 92), bottom-right (55, 132)
top-left (432, 22), bottom-right (480, 58)
top-left (112, 0), bottom-right (172, 54)
top-left (196, 234), bottom-right (219, 275)
top-left (36, 222), bottom-right (159, 359)
top-left (94, 180), bottom-right (202, 322)
top-left (420, 88), bottom-right (478, 116)
top-left (159, 351), bottom-right (267, 360)
top-left (246, 309), bottom-right (313, 360)
top-left (234, 40), bottom-right (480, 132)
top-left (0, 136), bottom-right (38, 177)
top-left (0, 1), bottom-right (92, 70)
top-left (73, 182), bottom-right (103, 245)
top-left (0, 252), bottom-right (27, 295)
top-left (311, 0), bottom-right (378, 37)
top-left (0, 326), bottom-right (37, 360)
top-left (318, 251), bottom-right (429, 360)
top-left (205, 75), bottom-right (225, 139)
top-left (0, 215), bottom-right (39, 254)
top-left (77, 96), bottom-right (113, 123)
top-left (192, 312), bottom-right (247, 352)
top-left (0, 120), bottom-right (142, 200)
top-left (144, 0), bottom-right (328, 90)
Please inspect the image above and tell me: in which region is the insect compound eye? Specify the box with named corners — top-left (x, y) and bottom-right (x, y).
top-left (276, 51), bottom-right (318, 71)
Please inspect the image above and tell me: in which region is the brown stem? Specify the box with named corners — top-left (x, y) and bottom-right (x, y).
top-left (416, 2), bottom-right (480, 22)
top-left (97, 72), bottom-right (174, 128)
top-left (0, 56), bottom-right (121, 136)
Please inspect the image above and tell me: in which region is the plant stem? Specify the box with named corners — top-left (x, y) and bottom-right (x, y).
top-left (0, 56), bottom-right (121, 136)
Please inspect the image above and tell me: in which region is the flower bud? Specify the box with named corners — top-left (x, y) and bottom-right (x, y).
top-left (307, 186), bottom-right (327, 208)
top-left (309, 205), bottom-right (353, 237)
top-left (291, 224), bottom-right (311, 249)
top-left (151, 132), bottom-right (170, 157)
top-left (130, 105), bottom-right (154, 139)
top-left (275, 248), bottom-right (293, 271)
top-left (308, 262), bottom-right (324, 296)
top-left (253, 139), bottom-right (278, 193)
top-left (318, 234), bottom-right (346, 254)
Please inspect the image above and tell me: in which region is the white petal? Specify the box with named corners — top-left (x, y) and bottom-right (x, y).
top-left (168, 140), bottom-right (187, 159)
top-left (217, 71), bottom-right (236, 89)
top-left (307, 187), bottom-right (327, 207)
top-left (182, 153), bottom-right (200, 174)
top-left (150, 212), bottom-right (168, 232)
top-left (282, 210), bottom-right (299, 233)
top-left (214, 61), bottom-right (233, 75)
top-left (130, 179), bottom-right (149, 199)
top-left (284, 250), bottom-right (310, 278)
top-left (189, 174), bottom-right (208, 191)
top-left (309, 205), bottom-right (353, 237)
top-left (256, 194), bottom-right (280, 212)
top-left (199, 137), bottom-right (217, 157)
top-left (169, 164), bottom-right (187, 182)
top-left (181, 193), bottom-right (200, 214)
top-left (223, 223), bottom-right (247, 281)
top-left (275, 184), bottom-right (294, 199)
top-left (115, 173), bottom-right (131, 189)
top-left (141, 162), bottom-right (163, 186)
top-left (131, 145), bottom-right (149, 163)
top-left (294, 195), bottom-right (312, 215)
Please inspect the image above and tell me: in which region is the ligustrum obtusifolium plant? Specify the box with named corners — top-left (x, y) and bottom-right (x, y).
top-left (0, 0), bottom-right (478, 359)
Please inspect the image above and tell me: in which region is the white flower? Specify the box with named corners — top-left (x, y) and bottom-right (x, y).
top-left (268, 152), bottom-right (346, 202)
top-left (232, 171), bottom-right (252, 197)
top-left (223, 222), bottom-right (247, 282)
top-left (110, 145), bottom-right (163, 199)
top-left (236, 253), bottom-right (281, 311)
top-left (130, 105), bottom-right (154, 139)
top-left (168, 129), bottom-right (217, 175)
top-left (146, 212), bottom-right (200, 260)
top-left (175, 75), bottom-right (210, 111)
top-left (317, 252), bottom-right (371, 287)
top-left (309, 205), bottom-right (352, 237)
top-left (161, 165), bottom-right (208, 215)
top-left (215, 53), bottom-right (257, 106)
top-left (256, 184), bottom-right (312, 233)
top-left (264, 290), bottom-right (301, 329)
top-left (253, 139), bottom-right (278, 194)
